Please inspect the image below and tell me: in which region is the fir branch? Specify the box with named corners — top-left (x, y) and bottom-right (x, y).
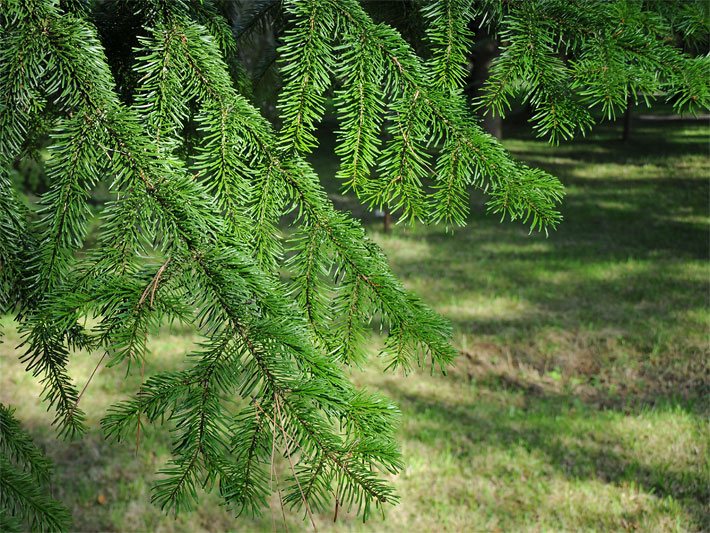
top-left (0, 405), bottom-right (52, 484)
top-left (0, 456), bottom-right (71, 532)
top-left (160, 13), bottom-right (456, 369)
top-left (277, 0), bottom-right (336, 154)
top-left (271, 159), bottom-right (457, 370)
top-left (102, 370), bottom-right (193, 442)
top-left (0, 508), bottom-right (23, 533)
top-left (368, 88), bottom-right (430, 221)
top-left (175, 18), bottom-right (286, 268)
top-left (333, 0), bottom-right (565, 228)
top-left (33, 109), bottom-right (104, 294)
top-left (278, 395), bottom-right (400, 519)
top-left (274, 396), bottom-right (318, 530)
top-left (133, 21), bottom-right (192, 151)
top-left (187, 0), bottom-right (252, 94)
top-left (333, 32), bottom-right (385, 191)
top-left (0, 2), bottom-right (49, 164)
top-left (477, 0), bottom-right (709, 138)
top-left (330, 272), bottom-right (369, 366)
top-left (19, 319), bottom-right (85, 439)
top-left (422, 0), bottom-right (476, 93)
top-left (0, 172), bottom-right (28, 312)
top-left (193, 101), bottom-right (254, 238)
top-left (0, 405), bottom-right (71, 532)
top-left (219, 404), bottom-right (272, 517)
top-left (93, 260), bottom-right (182, 370)
top-left (285, 223), bottom-right (334, 348)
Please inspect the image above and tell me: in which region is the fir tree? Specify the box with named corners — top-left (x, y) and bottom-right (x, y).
top-left (0, 0), bottom-right (707, 529)
top-left (474, 0), bottom-right (710, 143)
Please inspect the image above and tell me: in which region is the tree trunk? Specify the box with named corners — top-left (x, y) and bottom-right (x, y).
top-left (469, 35), bottom-right (502, 139)
top-left (482, 112), bottom-right (502, 139)
top-left (622, 98), bottom-right (633, 142)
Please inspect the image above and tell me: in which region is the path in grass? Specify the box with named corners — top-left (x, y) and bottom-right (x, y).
top-left (1, 119), bottom-right (708, 531)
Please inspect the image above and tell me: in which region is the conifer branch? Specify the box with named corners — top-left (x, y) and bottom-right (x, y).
top-left (286, 223), bottom-right (334, 347)
top-left (0, 405), bottom-right (71, 532)
top-left (277, 0), bottom-right (336, 155)
top-left (19, 320), bottom-right (85, 439)
top-left (331, 273), bottom-right (368, 365)
top-left (148, 13), bottom-right (456, 369)
top-left (368, 88), bottom-right (429, 221)
top-left (34, 110), bottom-right (104, 294)
top-left (476, 0), bottom-right (710, 139)
top-left (334, 32), bottom-right (385, 191)
top-left (0, 3), bottom-right (49, 165)
top-left (422, 0), bottom-right (476, 93)
top-left (274, 396), bottom-right (318, 531)
top-left (0, 405), bottom-right (52, 484)
top-left (332, 0), bottom-right (565, 228)
top-left (133, 22), bottom-right (191, 150)
top-left (0, 172), bottom-right (28, 312)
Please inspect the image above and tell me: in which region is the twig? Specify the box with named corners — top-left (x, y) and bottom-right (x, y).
top-left (270, 418), bottom-right (290, 533)
top-left (252, 400), bottom-right (300, 451)
top-left (275, 396), bottom-right (317, 532)
top-left (254, 400), bottom-right (295, 532)
top-left (260, 400), bottom-right (291, 533)
top-left (138, 257), bottom-right (172, 307)
top-left (270, 422), bottom-right (277, 533)
top-left (135, 353), bottom-right (145, 456)
top-left (70, 350), bottom-right (108, 415)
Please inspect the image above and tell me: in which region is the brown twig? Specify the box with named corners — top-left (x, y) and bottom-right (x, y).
top-left (260, 400), bottom-right (291, 533)
top-left (138, 257), bottom-right (172, 308)
top-left (252, 400), bottom-right (300, 451)
top-left (274, 396), bottom-right (317, 532)
top-left (135, 353), bottom-right (145, 456)
top-left (270, 415), bottom-right (290, 533)
top-left (70, 351), bottom-right (108, 416)
top-left (270, 422), bottom-right (277, 533)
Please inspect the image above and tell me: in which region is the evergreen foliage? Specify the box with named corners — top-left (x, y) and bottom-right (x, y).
top-left (475, 0), bottom-right (710, 143)
top-left (0, 404), bottom-right (71, 532)
top-left (0, 0), bottom-right (707, 528)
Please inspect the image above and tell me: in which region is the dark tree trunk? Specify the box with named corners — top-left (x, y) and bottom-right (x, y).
top-left (383, 208), bottom-right (392, 233)
top-left (482, 111), bottom-right (503, 139)
top-left (469, 34), bottom-right (502, 139)
top-left (622, 98), bottom-right (633, 142)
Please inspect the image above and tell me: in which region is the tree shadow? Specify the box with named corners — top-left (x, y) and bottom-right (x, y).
top-left (386, 228), bottom-right (709, 410)
top-left (380, 379), bottom-right (710, 531)
top-left (9, 412), bottom-right (267, 532)
top-left (315, 118), bottom-right (710, 414)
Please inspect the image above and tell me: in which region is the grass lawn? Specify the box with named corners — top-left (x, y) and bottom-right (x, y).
top-left (1, 118), bottom-right (708, 531)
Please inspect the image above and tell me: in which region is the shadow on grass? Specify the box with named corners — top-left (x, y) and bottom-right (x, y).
top-left (359, 119), bottom-right (710, 412)
top-left (381, 379), bottom-right (710, 531)
top-left (16, 414), bottom-right (258, 533)
top-left (385, 228), bottom-right (709, 410)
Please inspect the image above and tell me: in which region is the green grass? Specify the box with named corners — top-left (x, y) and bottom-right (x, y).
top-left (1, 118), bottom-right (709, 531)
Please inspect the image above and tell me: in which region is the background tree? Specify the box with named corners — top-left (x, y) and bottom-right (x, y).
top-left (211, 0), bottom-right (710, 143)
top-left (0, 0), bottom-right (706, 530)
top-left (474, 0), bottom-right (709, 143)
